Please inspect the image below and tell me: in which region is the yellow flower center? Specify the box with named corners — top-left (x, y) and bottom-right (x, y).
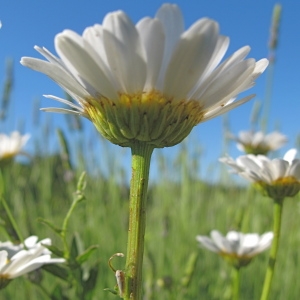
top-left (273, 176), bottom-right (299, 185)
top-left (0, 153), bottom-right (16, 167)
top-left (84, 90), bottom-right (204, 148)
top-left (256, 176), bottom-right (300, 199)
top-left (0, 275), bottom-right (11, 290)
top-left (1, 152), bottom-right (16, 159)
top-left (243, 144), bottom-right (270, 155)
top-left (219, 252), bottom-right (253, 268)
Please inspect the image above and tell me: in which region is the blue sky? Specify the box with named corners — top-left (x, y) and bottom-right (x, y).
top-left (0, 0), bottom-right (299, 180)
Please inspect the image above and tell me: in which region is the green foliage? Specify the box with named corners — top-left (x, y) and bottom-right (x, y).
top-left (0, 145), bottom-right (299, 299)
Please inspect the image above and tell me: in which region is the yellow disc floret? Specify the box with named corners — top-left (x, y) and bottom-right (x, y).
top-left (256, 176), bottom-right (300, 199)
top-left (220, 252), bottom-right (254, 269)
top-left (85, 90), bottom-right (204, 148)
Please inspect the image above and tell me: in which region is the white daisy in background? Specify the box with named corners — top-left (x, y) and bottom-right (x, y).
top-left (0, 236), bottom-right (65, 289)
top-left (228, 130), bottom-right (287, 155)
top-left (0, 131), bottom-right (30, 162)
top-left (21, 3), bottom-right (268, 148)
top-left (220, 149), bottom-right (300, 198)
top-left (196, 230), bottom-right (273, 268)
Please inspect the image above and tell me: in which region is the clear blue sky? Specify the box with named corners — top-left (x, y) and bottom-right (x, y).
top-left (0, 0), bottom-right (299, 180)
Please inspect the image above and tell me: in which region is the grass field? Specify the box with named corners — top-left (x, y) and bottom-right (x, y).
top-left (1, 135), bottom-right (299, 299)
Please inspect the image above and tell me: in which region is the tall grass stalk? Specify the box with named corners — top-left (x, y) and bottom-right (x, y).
top-left (261, 4), bottom-right (282, 132)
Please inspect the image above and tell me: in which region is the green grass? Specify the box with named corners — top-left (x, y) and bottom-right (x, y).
top-left (0, 141), bottom-right (299, 300)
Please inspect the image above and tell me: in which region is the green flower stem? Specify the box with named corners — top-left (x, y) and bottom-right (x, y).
top-left (231, 266), bottom-right (240, 300)
top-left (61, 198), bottom-right (77, 259)
top-left (61, 180), bottom-right (85, 259)
top-left (260, 198), bottom-right (284, 300)
top-left (124, 142), bottom-right (154, 300)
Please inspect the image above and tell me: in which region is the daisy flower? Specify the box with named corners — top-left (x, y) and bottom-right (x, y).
top-left (21, 4), bottom-right (268, 148)
top-left (220, 149), bottom-right (300, 198)
top-left (0, 132), bottom-right (30, 162)
top-left (228, 130), bottom-right (287, 155)
top-left (0, 237), bottom-right (65, 289)
top-left (196, 230), bottom-right (273, 268)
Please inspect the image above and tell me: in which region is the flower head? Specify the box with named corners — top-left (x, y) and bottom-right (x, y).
top-left (21, 4), bottom-right (268, 148)
top-left (220, 149), bottom-right (300, 199)
top-left (228, 130), bottom-right (287, 155)
top-left (196, 230), bottom-right (273, 268)
top-left (0, 236), bottom-right (65, 289)
top-left (0, 131), bottom-right (30, 164)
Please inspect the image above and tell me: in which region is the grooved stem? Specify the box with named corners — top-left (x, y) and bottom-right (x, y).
top-left (124, 142), bottom-right (154, 300)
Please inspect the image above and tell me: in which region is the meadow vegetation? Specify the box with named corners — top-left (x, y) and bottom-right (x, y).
top-left (1, 4), bottom-right (300, 299)
top-left (0, 134), bottom-right (299, 299)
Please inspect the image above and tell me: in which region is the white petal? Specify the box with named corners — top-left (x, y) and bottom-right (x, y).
top-left (204, 35), bottom-right (229, 74)
top-left (288, 160), bottom-right (300, 180)
top-left (226, 231), bottom-right (241, 242)
top-left (270, 159), bottom-right (289, 180)
top-left (55, 30), bottom-right (118, 100)
top-left (252, 58), bottom-right (269, 79)
top-left (82, 25), bottom-right (109, 68)
top-left (196, 236), bottom-right (219, 253)
top-left (155, 3), bottom-right (184, 88)
top-left (163, 19), bottom-right (219, 100)
top-left (248, 232), bottom-right (273, 255)
top-left (41, 107), bottom-right (86, 116)
top-left (191, 35), bottom-right (229, 90)
top-left (226, 231), bottom-right (241, 253)
top-left (242, 155), bottom-right (262, 169)
top-left (20, 57), bottom-right (90, 100)
top-left (219, 156), bottom-right (245, 173)
top-left (202, 94), bottom-right (254, 122)
top-left (237, 156), bottom-right (261, 173)
top-left (255, 161), bottom-right (275, 183)
top-left (34, 46), bottom-right (66, 67)
top-left (24, 236), bottom-right (39, 248)
top-left (10, 255), bottom-right (65, 278)
top-left (239, 131), bottom-right (254, 144)
top-left (197, 59), bottom-right (256, 109)
top-left (43, 95), bottom-right (85, 112)
top-left (239, 233), bottom-right (260, 255)
top-left (210, 230), bottom-right (232, 253)
top-left (136, 17), bottom-right (165, 90)
top-left (237, 143), bottom-right (246, 152)
top-left (265, 131), bottom-right (287, 150)
top-left (102, 11), bottom-right (146, 93)
top-left (217, 46), bottom-right (252, 74)
top-left (252, 131), bottom-right (264, 146)
top-left (191, 46), bottom-right (251, 99)
top-left (83, 25), bottom-right (120, 92)
top-left (0, 251), bottom-right (8, 271)
top-left (240, 170), bottom-right (263, 182)
top-left (284, 149), bottom-right (297, 163)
